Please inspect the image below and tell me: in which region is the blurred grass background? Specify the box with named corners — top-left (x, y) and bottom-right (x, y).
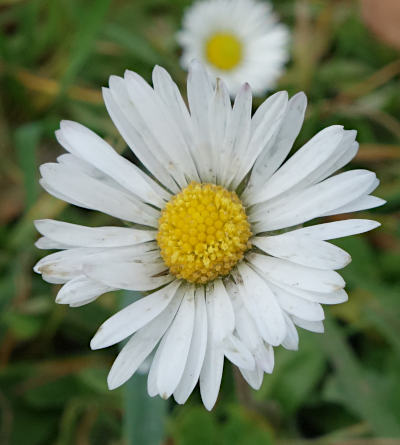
top-left (1, 0), bottom-right (400, 444)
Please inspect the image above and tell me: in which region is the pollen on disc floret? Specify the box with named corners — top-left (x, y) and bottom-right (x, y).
top-left (157, 182), bottom-right (252, 284)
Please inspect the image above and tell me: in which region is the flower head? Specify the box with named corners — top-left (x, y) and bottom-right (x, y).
top-left (177, 0), bottom-right (289, 96)
top-left (34, 61), bottom-right (384, 410)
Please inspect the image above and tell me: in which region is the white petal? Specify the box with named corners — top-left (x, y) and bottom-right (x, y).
top-left (35, 219), bottom-right (156, 248)
top-left (147, 339), bottom-right (164, 397)
top-left (239, 365), bottom-right (264, 390)
top-left (200, 284), bottom-right (226, 411)
top-left (281, 313), bottom-right (299, 350)
top-left (200, 340), bottom-right (224, 411)
top-left (311, 132), bottom-right (358, 184)
top-left (124, 70), bottom-right (199, 185)
top-left (39, 178), bottom-right (91, 209)
top-left (253, 234), bottom-right (351, 270)
top-left (84, 260), bottom-right (172, 291)
top-left (56, 121), bottom-right (168, 207)
top-left (56, 275), bottom-right (114, 305)
top-left (34, 247), bottom-right (98, 282)
top-left (251, 169), bottom-right (378, 232)
top-left (69, 295), bottom-right (101, 307)
top-left (322, 195), bottom-right (385, 216)
top-left (36, 244), bottom-right (161, 284)
top-left (235, 263), bottom-right (286, 346)
top-left (269, 283), bottom-right (325, 321)
top-left (90, 280), bottom-right (181, 349)
top-left (247, 253), bottom-right (345, 293)
top-left (226, 280), bottom-right (275, 373)
top-left (174, 286), bottom-right (208, 404)
top-left (35, 236), bottom-right (71, 250)
top-left (220, 83), bottom-right (252, 186)
top-left (40, 162), bottom-right (158, 226)
top-left (107, 288), bottom-right (184, 389)
top-left (244, 92), bottom-right (307, 202)
top-left (152, 65), bottom-right (200, 173)
top-left (229, 91), bottom-right (288, 190)
top-left (286, 219), bottom-right (381, 240)
top-left (209, 78), bottom-right (231, 184)
top-left (252, 125), bottom-right (345, 204)
top-left (223, 335), bottom-right (255, 371)
top-left (187, 60), bottom-right (215, 182)
top-left (292, 316), bottom-right (324, 333)
top-left (103, 84), bottom-right (179, 194)
top-left (205, 279), bottom-right (235, 342)
top-left (156, 286), bottom-right (196, 398)
top-left (271, 281), bottom-right (348, 305)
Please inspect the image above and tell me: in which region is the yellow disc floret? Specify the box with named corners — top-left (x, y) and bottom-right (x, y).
top-left (205, 32), bottom-right (243, 71)
top-left (157, 182), bottom-right (252, 284)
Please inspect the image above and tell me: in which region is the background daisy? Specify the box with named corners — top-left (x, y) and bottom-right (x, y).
top-left (177, 0), bottom-right (289, 95)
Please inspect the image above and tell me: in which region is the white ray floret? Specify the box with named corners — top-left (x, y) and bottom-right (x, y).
top-left (34, 60), bottom-right (384, 410)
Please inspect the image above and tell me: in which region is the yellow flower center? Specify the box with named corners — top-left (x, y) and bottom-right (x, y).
top-left (157, 182), bottom-right (252, 284)
top-left (205, 32), bottom-right (243, 71)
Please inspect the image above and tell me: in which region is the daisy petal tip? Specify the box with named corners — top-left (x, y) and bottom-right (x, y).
top-left (242, 82), bottom-right (251, 92)
top-left (59, 119), bottom-right (78, 131)
top-left (281, 90), bottom-right (289, 100)
top-left (33, 219), bottom-right (46, 230)
top-left (55, 293), bottom-right (65, 304)
top-left (294, 91), bottom-right (308, 105)
top-left (123, 69), bottom-right (132, 78)
top-left (33, 261), bottom-right (42, 274)
top-left (173, 392), bottom-right (188, 405)
top-left (90, 328), bottom-right (105, 350)
top-left (54, 128), bottom-right (63, 141)
top-left (108, 74), bottom-right (122, 89)
top-left (173, 396), bottom-right (184, 405)
top-left (38, 163), bottom-right (50, 176)
top-left (107, 377), bottom-right (119, 391)
top-left (188, 58), bottom-right (204, 72)
top-left (203, 399), bottom-right (216, 411)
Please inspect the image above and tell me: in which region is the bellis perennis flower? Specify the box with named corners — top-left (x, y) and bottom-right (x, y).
top-left (34, 60), bottom-right (384, 410)
top-left (177, 0), bottom-right (289, 96)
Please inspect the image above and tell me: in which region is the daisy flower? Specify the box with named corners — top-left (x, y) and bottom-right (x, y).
top-left (34, 60), bottom-right (384, 410)
top-left (177, 0), bottom-right (289, 96)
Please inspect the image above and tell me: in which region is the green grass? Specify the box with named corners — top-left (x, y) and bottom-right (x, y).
top-left (1, 0), bottom-right (400, 444)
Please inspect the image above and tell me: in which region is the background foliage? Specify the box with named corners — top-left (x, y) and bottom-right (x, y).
top-left (1, 0), bottom-right (400, 444)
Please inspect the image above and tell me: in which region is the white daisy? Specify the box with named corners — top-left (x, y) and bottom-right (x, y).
top-left (34, 60), bottom-right (384, 410)
top-left (177, 0), bottom-right (289, 96)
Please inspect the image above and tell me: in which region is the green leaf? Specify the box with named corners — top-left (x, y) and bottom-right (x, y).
top-left (103, 23), bottom-right (160, 65)
top-left (171, 406), bottom-right (217, 445)
top-left (2, 310), bottom-right (42, 340)
top-left (14, 122), bottom-right (41, 211)
top-left (319, 316), bottom-right (400, 436)
top-left (59, 0), bottom-right (111, 95)
top-left (171, 405), bottom-right (274, 445)
top-left (24, 375), bottom-right (83, 408)
top-left (220, 405), bottom-right (274, 445)
top-left (257, 331), bottom-right (325, 414)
